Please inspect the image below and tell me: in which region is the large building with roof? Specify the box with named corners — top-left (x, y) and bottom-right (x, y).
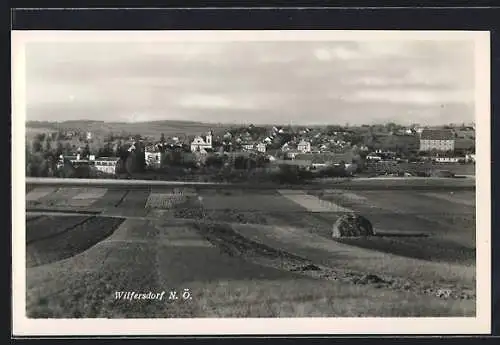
top-left (419, 129), bottom-right (455, 152)
top-left (190, 130), bottom-right (213, 153)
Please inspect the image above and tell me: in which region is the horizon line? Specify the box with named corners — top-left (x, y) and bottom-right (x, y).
top-left (25, 118), bottom-right (475, 127)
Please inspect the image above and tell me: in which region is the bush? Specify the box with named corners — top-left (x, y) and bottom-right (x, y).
top-left (431, 170), bottom-right (455, 178)
top-left (271, 164), bottom-right (313, 184)
top-left (318, 165), bottom-right (348, 177)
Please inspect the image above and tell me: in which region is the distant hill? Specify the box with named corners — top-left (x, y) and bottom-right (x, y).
top-left (25, 120), bottom-right (234, 139)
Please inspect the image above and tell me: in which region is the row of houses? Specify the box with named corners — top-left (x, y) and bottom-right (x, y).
top-left (57, 154), bottom-right (120, 175)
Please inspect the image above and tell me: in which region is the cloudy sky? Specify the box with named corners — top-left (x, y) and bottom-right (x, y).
top-left (25, 39), bottom-right (475, 125)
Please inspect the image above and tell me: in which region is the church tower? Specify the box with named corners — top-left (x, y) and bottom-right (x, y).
top-left (206, 130), bottom-right (213, 147)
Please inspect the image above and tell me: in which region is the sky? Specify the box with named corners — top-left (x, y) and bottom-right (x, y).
top-left (25, 39), bottom-right (476, 126)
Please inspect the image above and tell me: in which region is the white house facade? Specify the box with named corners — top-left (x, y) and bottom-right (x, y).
top-left (145, 151), bottom-right (163, 169)
top-left (297, 140), bottom-right (311, 153)
top-left (93, 157), bottom-right (120, 175)
top-left (256, 143), bottom-right (266, 153)
top-left (191, 130), bottom-right (213, 153)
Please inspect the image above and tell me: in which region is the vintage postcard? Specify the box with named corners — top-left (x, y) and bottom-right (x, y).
top-left (11, 30), bottom-right (491, 336)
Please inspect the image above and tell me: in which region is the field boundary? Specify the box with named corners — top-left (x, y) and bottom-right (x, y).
top-left (25, 177), bottom-right (475, 191)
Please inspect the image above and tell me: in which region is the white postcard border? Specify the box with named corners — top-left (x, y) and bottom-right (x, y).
top-left (11, 30), bottom-right (491, 336)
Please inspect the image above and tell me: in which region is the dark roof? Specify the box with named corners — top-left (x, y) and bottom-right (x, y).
top-left (454, 138), bottom-right (475, 149)
top-left (420, 129), bottom-right (454, 140)
top-left (94, 157), bottom-right (120, 161)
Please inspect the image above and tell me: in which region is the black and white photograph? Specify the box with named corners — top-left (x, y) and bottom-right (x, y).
top-left (12, 30), bottom-right (490, 335)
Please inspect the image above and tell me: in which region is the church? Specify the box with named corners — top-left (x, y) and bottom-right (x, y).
top-left (190, 130), bottom-right (213, 153)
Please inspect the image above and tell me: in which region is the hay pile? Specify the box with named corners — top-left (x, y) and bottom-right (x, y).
top-left (332, 214), bottom-right (374, 238)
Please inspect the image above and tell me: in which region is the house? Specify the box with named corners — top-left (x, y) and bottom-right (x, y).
top-left (241, 142), bottom-right (256, 151)
top-left (466, 153), bottom-right (476, 163)
top-left (297, 140), bottom-right (312, 153)
top-left (256, 143), bottom-right (266, 153)
top-left (57, 154), bottom-right (85, 168)
top-left (419, 129), bottom-right (455, 152)
top-left (434, 157), bottom-right (461, 163)
top-left (92, 157), bottom-right (120, 175)
top-left (415, 127), bottom-right (426, 135)
top-left (191, 130), bottom-right (213, 153)
top-left (366, 153), bottom-right (382, 161)
top-left (267, 154), bottom-right (277, 162)
top-left (281, 142), bottom-right (298, 152)
top-left (145, 151), bottom-right (163, 169)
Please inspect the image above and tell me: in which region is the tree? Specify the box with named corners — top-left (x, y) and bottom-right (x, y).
top-left (160, 133), bottom-right (166, 143)
top-left (234, 155), bottom-right (247, 170)
top-left (25, 145), bottom-right (32, 176)
top-left (106, 132), bottom-right (115, 142)
top-left (115, 157), bottom-right (127, 176)
top-left (27, 152), bottom-right (49, 177)
top-left (125, 148), bottom-right (146, 174)
top-left (45, 139), bottom-right (52, 153)
top-left (55, 141), bottom-right (64, 156)
top-left (205, 155), bottom-right (224, 170)
top-left (35, 133), bottom-right (46, 142)
top-left (32, 138), bottom-right (43, 153)
top-left (63, 142), bottom-right (72, 155)
top-left (82, 144), bottom-right (91, 158)
top-left (125, 151), bottom-right (137, 175)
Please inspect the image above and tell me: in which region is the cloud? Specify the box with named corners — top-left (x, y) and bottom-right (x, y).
top-left (178, 94), bottom-right (252, 110)
top-left (24, 39), bottom-right (476, 125)
top-left (345, 88), bottom-right (473, 105)
top-left (313, 46), bottom-right (362, 61)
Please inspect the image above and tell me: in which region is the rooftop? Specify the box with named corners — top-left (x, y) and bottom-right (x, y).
top-left (94, 157), bottom-right (120, 161)
top-left (420, 129), bottom-right (455, 141)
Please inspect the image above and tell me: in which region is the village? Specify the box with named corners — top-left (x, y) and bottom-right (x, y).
top-left (26, 121), bottom-right (476, 180)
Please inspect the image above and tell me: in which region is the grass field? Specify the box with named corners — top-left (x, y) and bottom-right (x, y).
top-left (24, 183), bottom-right (477, 317)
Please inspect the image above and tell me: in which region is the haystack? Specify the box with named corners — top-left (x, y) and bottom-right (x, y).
top-left (332, 214), bottom-right (374, 238)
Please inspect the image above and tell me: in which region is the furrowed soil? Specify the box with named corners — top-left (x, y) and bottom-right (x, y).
top-left (25, 185), bottom-right (476, 317)
top-left (26, 216), bottom-right (125, 267)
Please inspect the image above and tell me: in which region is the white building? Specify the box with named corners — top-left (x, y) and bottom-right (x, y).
top-left (145, 151), bottom-right (163, 169)
top-left (191, 130), bottom-right (213, 153)
top-left (242, 143), bottom-right (255, 151)
top-left (434, 157), bottom-right (460, 163)
top-left (256, 143), bottom-right (266, 153)
top-left (366, 153), bottom-right (382, 161)
top-left (297, 140), bottom-right (311, 153)
top-left (466, 153), bottom-right (476, 163)
top-left (92, 157), bottom-right (120, 175)
top-left (419, 129), bottom-right (455, 152)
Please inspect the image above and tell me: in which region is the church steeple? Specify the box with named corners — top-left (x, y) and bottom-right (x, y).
top-left (206, 130), bottom-right (213, 147)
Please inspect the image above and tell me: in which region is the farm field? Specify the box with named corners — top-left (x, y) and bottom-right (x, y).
top-left (23, 182), bottom-right (477, 317)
